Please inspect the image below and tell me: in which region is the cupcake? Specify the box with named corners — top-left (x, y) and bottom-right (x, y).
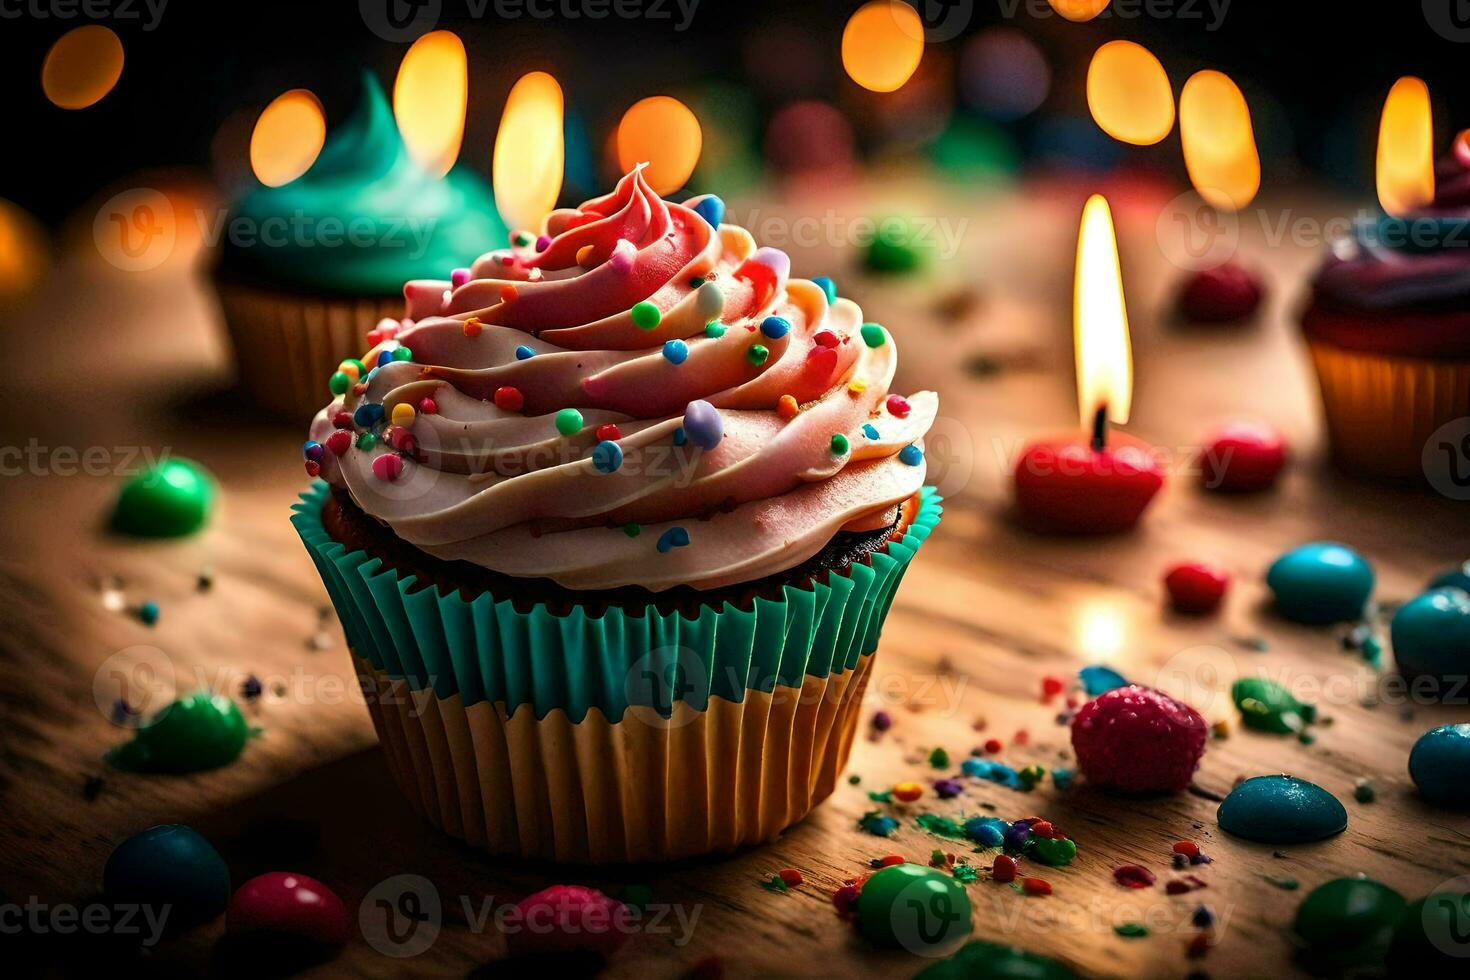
top-left (292, 166), bottom-right (940, 862)
top-left (216, 71), bottom-right (505, 421)
top-left (1301, 138), bottom-right (1470, 480)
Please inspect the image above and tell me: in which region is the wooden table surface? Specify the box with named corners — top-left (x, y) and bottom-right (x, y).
top-left (3, 175), bottom-right (1468, 978)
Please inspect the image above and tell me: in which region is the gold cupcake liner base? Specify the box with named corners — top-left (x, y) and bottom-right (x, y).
top-left (1307, 339), bottom-right (1470, 482)
top-left (216, 280), bottom-right (402, 423)
top-left (355, 651), bottom-right (875, 864)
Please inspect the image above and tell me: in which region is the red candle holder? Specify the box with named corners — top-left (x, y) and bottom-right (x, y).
top-left (1013, 418), bottom-right (1164, 534)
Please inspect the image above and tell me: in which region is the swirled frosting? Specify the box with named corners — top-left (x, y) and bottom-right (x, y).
top-left (222, 72), bottom-right (506, 295)
top-left (305, 167), bottom-right (936, 592)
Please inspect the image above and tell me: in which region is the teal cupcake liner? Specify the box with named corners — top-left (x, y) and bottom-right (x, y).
top-left (290, 482), bottom-right (941, 723)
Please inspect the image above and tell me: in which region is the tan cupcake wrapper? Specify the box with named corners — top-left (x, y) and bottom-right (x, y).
top-left (1307, 339), bottom-right (1470, 482)
top-left (216, 279), bottom-right (402, 422)
top-left (355, 651), bottom-right (875, 864)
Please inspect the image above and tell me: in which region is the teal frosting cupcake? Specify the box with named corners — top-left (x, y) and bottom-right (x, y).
top-left (221, 71), bottom-right (505, 296)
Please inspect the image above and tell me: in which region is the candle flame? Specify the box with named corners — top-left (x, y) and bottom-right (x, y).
top-left (1180, 70), bottom-right (1260, 210)
top-left (493, 71), bottom-right (565, 232)
top-left (250, 90), bottom-right (326, 187)
top-left (394, 30), bottom-right (467, 178)
top-left (1086, 41), bottom-right (1174, 146)
top-left (1377, 77), bottom-right (1435, 217)
top-left (1075, 194), bottom-right (1132, 431)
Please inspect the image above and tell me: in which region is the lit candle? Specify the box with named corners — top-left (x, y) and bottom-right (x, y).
top-left (1013, 194), bottom-right (1164, 534)
top-left (1355, 77), bottom-right (1446, 254)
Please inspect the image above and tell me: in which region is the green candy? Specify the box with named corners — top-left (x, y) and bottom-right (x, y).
top-left (1024, 836), bottom-right (1077, 867)
top-left (107, 691), bottom-right (249, 773)
top-left (329, 371), bottom-right (351, 396)
top-left (703, 320), bottom-right (726, 338)
top-left (631, 301), bottom-right (661, 329)
top-left (555, 408), bottom-right (584, 436)
top-left (1389, 892), bottom-right (1470, 971)
top-left (392, 346), bottom-right (413, 362)
top-left (856, 863), bottom-right (971, 956)
top-left (1232, 676), bottom-right (1314, 733)
top-left (1293, 877), bottom-right (1407, 971)
top-left (916, 940), bottom-right (1077, 980)
top-left (746, 344), bottom-right (769, 365)
top-left (864, 217), bottom-right (929, 274)
top-left (831, 433), bottom-right (850, 455)
top-left (110, 458), bottom-right (216, 538)
top-left (860, 322), bottom-right (887, 348)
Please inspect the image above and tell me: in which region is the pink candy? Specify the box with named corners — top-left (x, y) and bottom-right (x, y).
top-left (372, 454), bottom-right (404, 482)
top-left (226, 872), bottom-right (350, 948)
top-left (504, 885), bottom-right (630, 958)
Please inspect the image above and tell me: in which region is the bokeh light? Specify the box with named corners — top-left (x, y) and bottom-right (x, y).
top-left (929, 116), bottom-right (1019, 182)
top-left (616, 96), bottom-right (702, 194)
top-left (0, 200), bottom-right (47, 303)
top-left (960, 28), bottom-right (1050, 121)
top-left (1376, 76), bottom-right (1434, 217)
top-left (42, 25), bottom-right (124, 109)
top-left (1048, 0), bottom-right (1112, 21)
top-left (393, 30), bottom-right (467, 178)
top-left (765, 101), bottom-right (856, 176)
top-left (249, 90), bottom-right (326, 187)
top-left (1086, 41), bottom-right (1174, 146)
top-left (494, 71), bottom-right (565, 232)
top-left (1180, 71), bottom-right (1261, 209)
top-left (688, 82), bottom-right (763, 194)
top-left (841, 0), bottom-right (925, 94)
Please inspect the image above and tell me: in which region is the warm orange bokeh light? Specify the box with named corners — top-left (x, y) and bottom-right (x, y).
top-left (1075, 194), bottom-right (1132, 429)
top-left (0, 199), bottom-right (47, 300)
top-left (1180, 71), bottom-right (1261, 210)
top-left (616, 96), bottom-right (702, 195)
top-left (494, 72), bottom-right (565, 232)
top-left (841, 0), bottom-right (925, 94)
top-left (42, 25), bottom-right (124, 109)
top-left (1049, 0), bottom-right (1112, 21)
top-left (1377, 76), bottom-right (1434, 217)
top-left (394, 30), bottom-right (467, 178)
top-left (249, 90), bottom-right (326, 187)
top-left (1086, 41), bottom-right (1174, 146)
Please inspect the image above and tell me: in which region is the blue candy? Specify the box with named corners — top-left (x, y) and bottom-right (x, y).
top-left (515, 345), bottom-right (535, 360)
top-left (657, 527), bottom-right (690, 553)
top-left (1391, 587), bottom-right (1470, 687)
top-left (687, 193), bottom-right (725, 228)
top-left (1266, 542), bottom-right (1375, 624)
top-left (591, 440), bottom-right (624, 474)
top-left (663, 339), bottom-right (689, 364)
top-left (353, 403), bottom-right (385, 428)
top-left (963, 816), bottom-right (1008, 848)
top-left (103, 825), bottom-right (230, 928)
top-left (862, 423), bottom-right (880, 440)
top-left (899, 444), bottom-right (923, 466)
top-left (760, 315), bottom-right (791, 339)
top-left (1217, 775), bottom-right (1347, 844)
top-left (811, 276), bottom-right (838, 304)
top-left (1079, 664), bottom-right (1128, 696)
top-left (1429, 561), bottom-right (1470, 593)
top-left (1409, 724), bottom-right (1470, 808)
top-left (682, 399), bottom-right (724, 450)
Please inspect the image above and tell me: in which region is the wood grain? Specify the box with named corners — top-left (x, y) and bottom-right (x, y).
top-left (1, 180), bottom-right (1468, 978)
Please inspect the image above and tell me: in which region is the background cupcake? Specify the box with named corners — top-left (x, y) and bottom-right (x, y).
top-left (293, 167), bottom-right (940, 862)
top-left (1301, 136), bottom-right (1470, 481)
top-left (216, 71), bottom-right (505, 421)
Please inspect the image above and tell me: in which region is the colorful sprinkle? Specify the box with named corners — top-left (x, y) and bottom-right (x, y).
top-left (139, 600), bottom-right (160, 626)
top-left (417, 397), bottom-right (437, 414)
top-left (656, 527), bottom-right (690, 553)
top-left (512, 231), bottom-right (533, 248)
top-left (929, 747), bottom-right (949, 768)
top-left (355, 432), bottom-right (377, 450)
top-left (847, 378), bottom-right (868, 395)
top-left (704, 320), bottom-right (726, 338)
top-left (831, 433), bottom-right (850, 455)
top-left (494, 386), bottom-right (525, 412)
top-left (893, 781), bottom-right (924, 802)
top-left (861, 423), bottom-right (879, 439)
top-left (934, 779), bottom-right (963, 799)
top-left (812, 276), bottom-right (837, 304)
top-left (451, 267), bottom-right (470, 287)
top-left (376, 350), bottom-right (394, 368)
top-left (916, 813), bottom-right (969, 839)
top-left (871, 710), bottom-right (893, 731)
top-left (514, 345), bottom-right (535, 360)
top-left (813, 329), bottom-right (839, 349)
top-left (622, 523), bottom-right (640, 537)
top-left (1114, 923), bottom-right (1149, 938)
top-left (392, 346), bottom-right (412, 362)
top-left (576, 244), bottom-right (596, 266)
top-left (596, 423), bottom-right (622, 442)
top-left (689, 193), bottom-right (725, 227)
top-left (325, 430), bottom-right (351, 456)
top-left (683, 400), bottom-right (724, 450)
top-left (747, 344), bottom-right (769, 365)
top-left (499, 285), bottom-right (518, 303)
top-left (592, 441), bottom-right (624, 474)
top-left (463, 317), bottom-right (483, 338)
top-left (885, 394), bottom-right (911, 417)
top-left (761, 315), bottom-right (791, 339)
top-left (860, 322), bottom-right (887, 347)
top-left (859, 811), bottom-right (899, 837)
top-left (372, 454), bottom-right (404, 482)
top-left (778, 394), bottom-right (799, 419)
top-left (992, 855), bottom-right (1017, 883)
top-left (390, 403), bottom-right (415, 427)
top-left (555, 408), bottom-right (584, 436)
top-left (332, 411), bottom-right (353, 429)
top-left (696, 282), bottom-right (724, 318)
top-left (1020, 877), bottom-right (1052, 897)
top-left (663, 339), bottom-right (689, 364)
top-left (329, 372), bottom-right (350, 396)
top-left (1113, 865), bottom-right (1156, 889)
top-left (353, 403), bottom-right (384, 428)
top-left (631, 301), bottom-right (661, 329)
top-left (672, 427), bottom-right (687, 447)
top-left (303, 440), bottom-right (324, 463)
top-left (535, 234), bottom-right (551, 251)
top-left (899, 444), bottom-right (923, 466)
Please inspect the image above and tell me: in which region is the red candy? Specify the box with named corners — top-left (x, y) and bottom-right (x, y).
top-left (372, 454), bottom-right (404, 482)
top-left (325, 430), bottom-right (352, 456)
top-left (1021, 877), bottom-right (1052, 896)
top-left (983, 738), bottom-right (1003, 754)
top-left (886, 394), bottom-right (910, 418)
top-left (331, 411), bottom-right (353, 430)
top-left (303, 460), bottom-right (320, 478)
top-left (1071, 686), bottom-right (1207, 794)
top-left (226, 872), bottom-right (350, 947)
top-left (1199, 421), bottom-right (1286, 492)
top-left (992, 855), bottom-right (1017, 883)
top-left (596, 424), bottom-right (623, 442)
top-left (778, 868), bottom-right (803, 887)
top-left (813, 329), bottom-right (839, 349)
top-left (1164, 561), bottom-right (1230, 615)
top-left (1178, 261), bottom-right (1264, 323)
top-left (494, 386), bottom-right (525, 412)
top-left (1041, 676), bottom-right (1064, 700)
top-left (1113, 864), bottom-right (1157, 889)
top-left (804, 345), bottom-right (838, 380)
top-left (418, 397), bottom-right (437, 414)
top-left (505, 885), bottom-right (630, 958)
top-left (1172, 840), bottom-right (1200, 857)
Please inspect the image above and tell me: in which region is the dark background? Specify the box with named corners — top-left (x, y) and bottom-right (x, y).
top-left (1, 0), bottom-right (1461, 222)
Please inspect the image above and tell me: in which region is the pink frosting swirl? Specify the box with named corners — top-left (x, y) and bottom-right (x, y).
top-left (307, 167), bottom-right (936, 591)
